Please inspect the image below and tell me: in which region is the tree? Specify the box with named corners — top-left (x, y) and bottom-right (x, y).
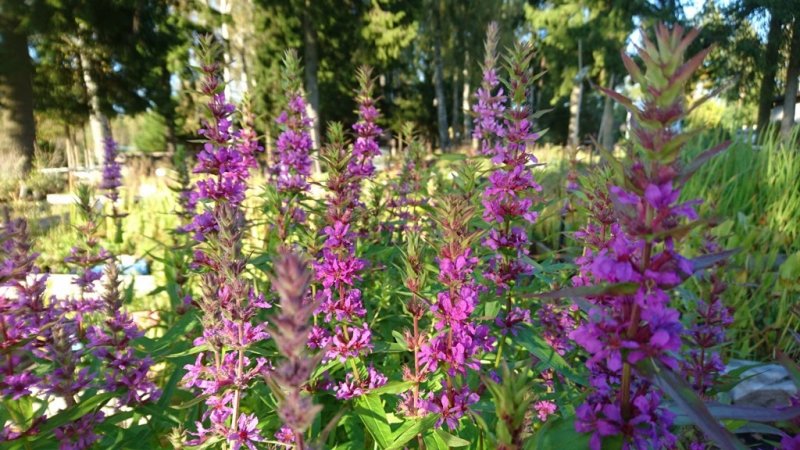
top-left (758, 13), bottom-right (784, 134)
top-left (526, 0), bottom-right (651, 146)
top-left (430, 0), bottom-right (449, 150)
top-left (781, 17), bottom-right (800, 141)
top-left (0, 6), bottom-right (37, 174)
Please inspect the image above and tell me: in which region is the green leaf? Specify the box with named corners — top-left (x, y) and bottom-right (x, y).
top-left (434, 429), bottom-right (470, 447)
top-left (527, 415), bottom-right (590, 450)
top-left (690, 249), bottom-right (739, 272)
top-left (370, 381), bottom-right (415, 396)
top-left (38, 392), bottom-right (115, 434)
top-left (355, 394), bottom-right (393, 449)
top-left (678, 140), bottom-right (730, 185)
top-left (175, 393), bottom-right (210, 410)
top-left (166, 344), bottom-right (207, 359)
top-left (528, 283), bottom-right (639, 313)
top-left (516, 326), bottom-right (586, 385)
top-left (387, 415), bottom-right (439, 450)
top-left (422, 430), bottom-right (449, 450)
top-left (4, 397), bottom-right (33, 429)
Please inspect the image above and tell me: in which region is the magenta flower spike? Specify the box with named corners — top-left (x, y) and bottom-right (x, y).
top-left (569, 24), bottom-right (728, 449)
top-left (270, 50), bottom-right (313, 243)
top-left (347, 66), bottom-right (383, 200)
top-left (476, 25), bottom-right (541, 296)
top-left (180, 36), bottom-right (268, 449)
top-left (416, 196), bottom-right (493, 429)
top-left (100, 137), bottom-right (122, 204)
top-left (312, 122), bottom-right (386, 398)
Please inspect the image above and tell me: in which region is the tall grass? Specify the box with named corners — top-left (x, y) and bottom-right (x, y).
top-left (681, 126), bottom-right (800, 359)
top-left (682, 126), bottom-right (800, 249)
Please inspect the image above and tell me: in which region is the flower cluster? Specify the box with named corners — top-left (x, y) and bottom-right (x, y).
top-left (1, 202), bottom-right (157, 448)
top-left (269, 50), bottom-right (313, 244)
top-left (386, 123), bottom-right (428, 235)
top-left (475, 27), bottom-right (541, 294)
top-left (63, 185), bottom-right (111, 296)
top-left (570, 25), bottom-right (721, 449)
top-left (680, 235), bottom-right (732, 396)
top-left (86, 262), bottom-right (160, 405)
top-left (265, 251), bottom-right (322, 449)
top-left (414, 196), bottom-right (492, 428)
top-left (0, 211), bottom-right (47, 404)
top-left (100, 136), bottom-right (123, 204)
top-left (348, 66), bottom-right (382, 192)
top-left (273, 93), bottom-right (313, 194)
top-left (181, 38), bottom-right (269, 449)
top-left (309, 122), bottom-right (385, 398)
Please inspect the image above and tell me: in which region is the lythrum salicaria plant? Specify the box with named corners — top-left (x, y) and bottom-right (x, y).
top-left (100, 136), bottom-right (125, 243)
top-left (309, 122), bottom-right (386, 399)
top-left (270, 50), bottom-right (313, 245)
top-left (680, 234), bottom-right (732, 397)
top-left (180, 36), bottom-right (270, 449)
top-left (569, 24), bottom-right (733, 448)
top-left (265, 250), bottom-right (323, 448)
top-left (386, 122), bottom-right (428, 236)
top-left (417, 195), bottom-right (492, 429)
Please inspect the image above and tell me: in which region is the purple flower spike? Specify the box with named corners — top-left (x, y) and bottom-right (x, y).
top-left (100, 137), bottom-right (123, 203)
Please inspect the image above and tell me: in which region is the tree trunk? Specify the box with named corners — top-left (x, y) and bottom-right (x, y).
top-left (598, 73), bottom-right (616, 149)
top-left (451, 66), bottom-right (462, 144)
top-left (432, 2), bottom-right (449, 150)
top-left (567, 79), bottom-right (584, 148)
top-left (758, 14), bottom-right (784, 137)
top-left (78, 47), bottom-right (112, 168)
top-left (567, 40), bottom-right (585, 149)
top-left (303, 0), bottom-right (321, 169)
top-left (160, 65), bottom-right (177, 154)
top-left (0, 17), bottom-right (36, 175)
top-left (462, 52), bottom-right (472, 151)
top-left (780, 18), bottom-right (800, 142)
top-left (65, 124), bottom-right (78, 190)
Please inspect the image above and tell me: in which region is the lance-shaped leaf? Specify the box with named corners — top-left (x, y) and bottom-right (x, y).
top-left (690, 249), bottom-right (740, 272)
top-left (355, 394), bottom-right (393, 448)
top-left (640, 359), bottom-right (746, 450)
top-left (529, 282), bottom-right (639, 301)
top-left (621, 51), bottom-right (646, 86)
top-left (669, 45), bottom-right (713, 91)
top-left (597, 86), bottom-right (637, 113)
top-left (516, 326), bottom-right (587, 385)
top-left (678, 140), bottom-right (731, 185)
top-left (672, 402), bottom-right (800, 424)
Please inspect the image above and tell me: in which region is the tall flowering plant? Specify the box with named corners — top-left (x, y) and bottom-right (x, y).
top-left (472, 25), bottom-right (557, 358)
top-left (180, 37), bottom-right (270, 450)
top-left (680, 235), bottom-right (732, 397)
top-left (100, 136), bottom-right (125, 243)
top-left (348, 66), bottom-right (383, 197)
top-left (309, 123), bottom-right (386, 399)
top-left (270, 50), bottom-right (313, 244)
top-left (569, 25), bottom-right (730, 449)
top-left (264, 250), bottom-right (323, 448)
top-left (0, 211), bottom-right (49, 414)
top-left (386, 123), bottom-right (428, 237)
top-left (476, 29), bottom-right (541, 296)
top-left (1, 197), bottom-right (158, 447)
top-left (415, 196), bottom-right (493, 429)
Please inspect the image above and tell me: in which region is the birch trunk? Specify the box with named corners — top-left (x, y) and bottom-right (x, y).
top-left (780, 18), bottom-right (800, 142)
